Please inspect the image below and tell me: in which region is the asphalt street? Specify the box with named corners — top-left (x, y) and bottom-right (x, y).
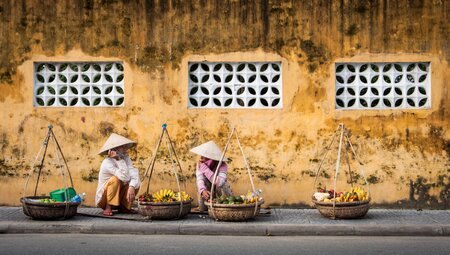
top-left (0, 234), bottom-right (449, 255)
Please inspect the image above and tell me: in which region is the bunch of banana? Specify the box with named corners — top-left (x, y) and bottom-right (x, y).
top-left (174, 191), bottom-right (192, 201)
top-left (243, 191), bottom-right (259, 204)
top-left (322, 187), bottom-right (369, 203)
top-left (153, 189), bottom-right (175, 202)
top-left (352, 186), bottom-right (368, 201)
top-left (245, 196), bottom-right (258, 204)
top-left (340, 186), bottom-right (368, 202)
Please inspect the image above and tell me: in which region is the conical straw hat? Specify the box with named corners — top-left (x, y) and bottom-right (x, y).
top-left (190, 141), bottom-right (228, 162)
top-left (98, 133), bottom-right (136, 155)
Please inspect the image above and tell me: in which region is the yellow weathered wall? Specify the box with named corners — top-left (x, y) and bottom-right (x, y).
top-left (0, 0), bottom-right (449, 208)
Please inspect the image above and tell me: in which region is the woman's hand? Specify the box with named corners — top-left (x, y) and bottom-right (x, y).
top-left (199, 156), bottom-right (207, 164)
top-left (108, 146), bottom-right (127, 160)
top-left (201, 190), bottom-right (211, 200)
top-left (127, 187), bottom-right (136, 203)
top-left (108, 150), bottom-right (120, 160)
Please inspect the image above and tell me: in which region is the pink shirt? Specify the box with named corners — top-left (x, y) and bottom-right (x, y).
top-left (196, 159), bottom-right (228, 194)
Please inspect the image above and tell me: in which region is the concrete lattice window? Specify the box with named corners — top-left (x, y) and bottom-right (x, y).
top-left (34, 62), bottom-right (124, 107)
top-left (188, 62), bottom-right (282, 108)
top-left (335, 62), bottom-right (430, 110)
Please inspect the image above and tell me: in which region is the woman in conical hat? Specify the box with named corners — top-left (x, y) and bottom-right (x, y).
top-left (95, 133), bottom-right (140, 216)
top-left (190, 141), bottom-right (232, 212)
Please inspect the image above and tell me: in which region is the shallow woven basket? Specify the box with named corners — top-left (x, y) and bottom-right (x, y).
top-left (138, 199), bottom-right (192, 220)
top-left (205, 200), bottom-right (264, 222)
top-left (20, 196), bottom-right (80, 220)
top-left (312, 198), bottom-right (370, 219)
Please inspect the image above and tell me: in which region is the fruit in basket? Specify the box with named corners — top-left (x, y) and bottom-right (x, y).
top-left (327, 189), bottom-right (343, 198)
top-left (226, 196), bottom-right (236, 204)
top-left (39, 198), bottom-right (57, 203)
top-left (153, 189), bottom-right (176, 202)
top-left (244, 191), bottom-right (261, 204)
top-left (217, 195), bottom-right (227, 204)
top-left (318, 186), bottom-right (369, 203)
top-left (139, 190), bottom-right (191, 203)
top-left (313, 192), bottom-right (330, 201)
top-left (138, 193), bottom-right (152, 202)
top-left (174, 191), bottom-right (192, 201)
top-left (215, 193), bottom-right (261, 204)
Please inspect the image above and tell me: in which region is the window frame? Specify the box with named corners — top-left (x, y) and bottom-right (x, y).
top-left (334, 62), bottom-right (431, 110)
top-left (187, 61), bottom-right (283, 109)
top-left (33, 61), bottom-right (125, 108)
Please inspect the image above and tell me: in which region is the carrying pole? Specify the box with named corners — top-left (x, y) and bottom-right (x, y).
top-left (144, 124), bottom-right (165, 193)
top-left (209, 127), bottom-right (260, 219)
top-left (209, 127), bottom-right (235, 220)
top-left (34, 126), bottom-right (52, 196)
top-left (142, 124), bottom-right (188, 219)
top-left (331, 123), bottom-right (345, 219)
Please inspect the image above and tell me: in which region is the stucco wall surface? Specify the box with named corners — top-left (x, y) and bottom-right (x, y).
top-left (0, 0), bottom-right (448, 208)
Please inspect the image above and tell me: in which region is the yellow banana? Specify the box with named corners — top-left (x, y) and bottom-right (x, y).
top-left (152, 189), bottom-right (176, 202)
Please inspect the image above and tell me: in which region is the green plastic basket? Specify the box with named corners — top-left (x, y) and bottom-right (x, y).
top-left (49, 187), bottom-right (76, 202)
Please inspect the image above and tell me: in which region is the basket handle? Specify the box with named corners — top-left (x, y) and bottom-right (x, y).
top-left (234, 129), bottom-right (258, 217)
top-left (208, 128), bottom-right (234, 220)
top-left (49, 127), bottom-right (74, 189)
top-left (331, 124), bottom-right (345, 218)
top-left (23, 127), bottom-right (51, 216)
top-left (312, 123), bottom-right (370, 219)
top-left (142, 124), bottom-right (186, 219)
top-left (312, 125), bottom-right (341, 191)
top-left (32, 127), bottom-right (52, 196)
top-left (143, 124), bottom-right (165, 193)
top-left (344, 134), bottom-right (371, 199)
top-left (23, 125), bottom-right (74, 218)
top-left (209, 127), bottom-right (258, 219)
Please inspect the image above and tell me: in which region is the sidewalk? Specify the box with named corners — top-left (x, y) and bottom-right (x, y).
top-left (0, 207), bottom-right (449, 236)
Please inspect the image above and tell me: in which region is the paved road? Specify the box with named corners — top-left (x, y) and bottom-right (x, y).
top-left (0, 234), bottom-right (449, 255)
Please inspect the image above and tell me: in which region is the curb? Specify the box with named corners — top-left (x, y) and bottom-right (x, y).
top-left (180, 224), bottom-right (267, 236)
top-left (266, 224), bottom-right (355, 236)
top-left (353, 224), bottom-right (445, 236)
top-left (1, 222), bottom-right (449, 236)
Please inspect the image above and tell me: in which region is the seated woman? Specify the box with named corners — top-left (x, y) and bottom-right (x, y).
top-left (190, 141), bottom-right (232, 212)
top-left (95, 133), bottom-right (140, 216)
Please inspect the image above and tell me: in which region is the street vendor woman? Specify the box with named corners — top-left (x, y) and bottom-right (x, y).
top-left (95, 133), bottom-right (140, 216)
top-left (190, 141), bottom-right (232, 211)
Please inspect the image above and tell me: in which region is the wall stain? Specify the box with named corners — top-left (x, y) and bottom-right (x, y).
top-left (81, 168), bottom-right (99, 182)
top-left (1, 0), bottom-right (448, 87)
top-left (402, 175), bottom-right (450, 209)
top-left (0, 1), bottom-right (449, 208)
top-left (98, 121), bottom-right (116, 136)
top-left (367, 174), bottom-right (381, 184)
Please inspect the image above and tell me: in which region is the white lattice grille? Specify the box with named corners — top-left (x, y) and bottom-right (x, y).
top-left (34, 62), bottom-right (124, 107)
top-left (188, 62), bottom-right (282, 108)
top-left (335, 62), bottom-right (430, 109)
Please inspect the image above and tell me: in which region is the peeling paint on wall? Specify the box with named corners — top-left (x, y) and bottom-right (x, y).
top-left (0, 0), bottom-right (449, 208)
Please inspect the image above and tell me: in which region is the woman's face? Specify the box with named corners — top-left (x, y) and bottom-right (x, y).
top-left (200, 156), bottom-right (209, 162)
top-left (115, 146), bottom-right (128, 154)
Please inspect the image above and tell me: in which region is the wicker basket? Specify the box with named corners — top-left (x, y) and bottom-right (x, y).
top-left (138, 200), bottom-right (192, 220)
top-left (205, 200), bottom-right (264, 222)
top-left (312, 198), bottom-right (370, 219)
top-left (20, 196), bottom-right (80, 220)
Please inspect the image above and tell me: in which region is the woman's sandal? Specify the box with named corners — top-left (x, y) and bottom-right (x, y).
top-left (102, 210), bottom-right (113, 216)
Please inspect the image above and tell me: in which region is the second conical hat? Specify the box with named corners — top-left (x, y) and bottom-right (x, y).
top-left (189, 140), bottom-right (228, 162)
